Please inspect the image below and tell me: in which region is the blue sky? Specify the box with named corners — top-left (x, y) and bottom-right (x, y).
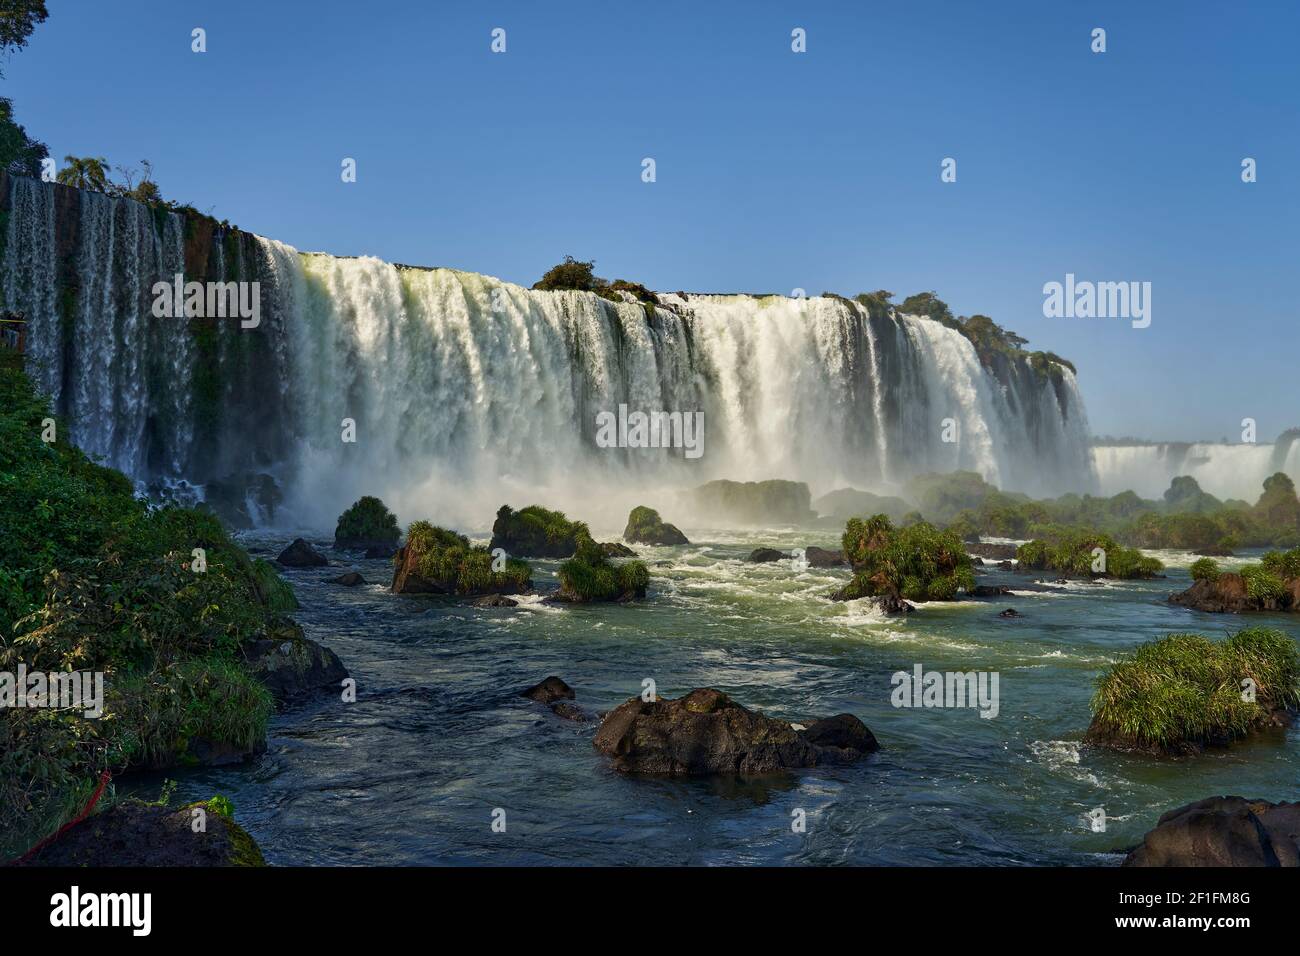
top-left (6, 0), bottom-right (1297, 441)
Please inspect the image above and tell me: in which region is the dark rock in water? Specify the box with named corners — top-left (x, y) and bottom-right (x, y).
top-left (874, 594), bottom-right (916, 614)
top-left (798, 714), bottom-right (880, 762)
top-left (332, 571), bottom-right (365, 586)
top-left (1170, 573), bottom-right (1299, 613)
top-left (243, 623), bottom-right (349, 705)
top-left (998, 607), bottom-right (1021, 618)
top-left (184, 736), bottom-right (265, 768)
top-left (970, 584), bottom-right (1012, 597)
top-left (489, 504), bottom-right (584, 558)
top-left (364, 543), bottom-right (398, 560)
top-left (804, 546), bottom-right (846, 567)
top-left (13, 801), bottom-right (266, 867)
top-left (623, 506), bottom-right (690, 546)
top-left (277, 537), bottom-right (328, 567)
top-left (600, 541), bottom-right (637, 558)
top-left (593, 687), bottom-right (877, 775)
top-left (971, 556), bottom-right (985, 566)
top-left (966, 541), bottom-right (1018, 560)
top-left (521, 676), bottom-right (575, 704)
top-left (550, 701), bottom-right (591, 722)
top-left (1123, 797), bottom-right (1300, 867)
top-left (997, 560), bottom-right (1015, 570)
top-left (748, 548), bottom-right (791, 563)
top-left (471, 593), bottom-right (518, 607)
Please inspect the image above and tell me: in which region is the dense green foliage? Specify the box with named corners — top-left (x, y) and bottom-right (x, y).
top-left (912, 470), bottom-right (1300, 552)
top-left (532, 256), bottom-right (660, 310)
top-left (1189, 557), bottom-right (1221, 582)
top-left (405, 521), bottom-right (531, 594)
top-left (1088, 629), bottom-right (1300, 753)
top-left (334, 495), bottom-right (400, 547)
top-left (0, 364), bottom-right (284, 858)
top-left (1015, 529), bottom-right (1163, 579)
top-left (623, 505), bottom-right (687, 545)
top-left (557, 536), bottom-right (650, 602)
top-left (838, 514), bottom-right (975, 601)
top-left (491, 504), bottom-right (589, 557)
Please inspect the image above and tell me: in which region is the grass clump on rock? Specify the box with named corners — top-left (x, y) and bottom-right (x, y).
top-left (557, 536), bottom-right (649, 603)
top-left (490, 504), bottom-right (589, 558)
top-left (334, 495), bottom-right (400, 550)
top-left (1086, 628), bottom-right (1300, 755)
top-left (833, 514), bottom-right (975, 602)
top-left (1015, 528), bottom-right (1163, 579)
top-left (396, 521), bottom-right (531, 595)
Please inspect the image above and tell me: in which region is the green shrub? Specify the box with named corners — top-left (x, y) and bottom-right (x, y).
top-left (839, 514), bottom-right (975, 602)
top-left (490, 504), bottom-right (588, 557)
top-left (406, 521), bottom-right (531, 594)
top-left (1240, 565), bottom-right (1287, 603)
top-left (557, 537), bottom-right (648, 602)
top-left (334, 495), bottom-right (400, 547)
top-left (1088, 628), bottom-right (1300, 752)
top-left (1189, 557), bottom-right (1221, 583)
top-left (1015, 528), bottom-right (1162, 579)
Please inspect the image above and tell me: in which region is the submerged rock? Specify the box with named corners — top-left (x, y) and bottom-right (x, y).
top-left (471, 593), bottom-right (518, 607)
top-left (1123, 797), bottom-right (1300, 867)
top-left (16, 801), bottom-right (266, 867)
top-left (874, 593), bottom-right (916, 614)
top-left (998, 607), bottom-right (1021, 618)
top-left (600, 542), bottom-right (638, 558)
top-left (331, 571), bottom-right (365, 586)
top-left (521, 676), bottom-right (575, 704)
top-left (276, 537), bottom-right (328, 568)
top-left (969, 584), bottom-right (1012, 598)
top-left (748, 548), bottom-right (791, 563)
top-left (593, 688), bottom-right (877, 775)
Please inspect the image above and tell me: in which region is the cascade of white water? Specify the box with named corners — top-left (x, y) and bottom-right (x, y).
top-left (1, 176), bottom-right (1105, 529)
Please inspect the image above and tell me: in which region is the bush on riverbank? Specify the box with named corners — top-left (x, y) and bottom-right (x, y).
top-left (835, 515), bottom-right (975, 602)
top-left (0, 363), bottom-right (289, 858)
top-left (1086, 628), bottom-right (1300, 755)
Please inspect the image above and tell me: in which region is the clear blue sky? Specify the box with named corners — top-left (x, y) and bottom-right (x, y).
top-left (6, 0), bottom-right (1297, 442)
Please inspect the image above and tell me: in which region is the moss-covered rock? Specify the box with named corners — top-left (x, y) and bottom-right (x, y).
top-left (623, 506), bottom-right (689, 546)
top-left (1085, 628), bottom-right (1300, 755)
top-left (392, 521), bottom-right (531, 595)
top-left (832, 514), bottom-right (975, 603)
top-left (689, 479), bottom-right (816, 526)
top-left (334, 495), bottom-right (400, 550)
top-left (1015, 529), bottom-right (1163, 580)
top-left (555, 537), bottom-right (649, 603)
top-left (489, 504), bottom-right (588, 558)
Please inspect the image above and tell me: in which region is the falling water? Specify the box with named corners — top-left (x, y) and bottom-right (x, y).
top-left (2, 176), bottom-right (1101, 529)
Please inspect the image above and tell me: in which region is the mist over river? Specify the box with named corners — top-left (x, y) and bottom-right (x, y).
top-left (130, 528), bottom-right (1300, 866)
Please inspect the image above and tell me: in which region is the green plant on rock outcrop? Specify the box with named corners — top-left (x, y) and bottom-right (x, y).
top-left (557, 536), bottom-right (649, 602)
top-left (838, 514), bottom-right (975, 602)
top-left (406, 521), bottom-right (531, 594)
top-left (1189, 557), bottom-right (1221, 583)
top-left (334, 495), bottom-right (400, 547)
top-left (1088, 628), bottom-right (1300, 753)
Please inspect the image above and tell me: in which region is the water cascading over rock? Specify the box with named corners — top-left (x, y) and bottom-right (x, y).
top-left (2, 173), bottom-right (1099, 529)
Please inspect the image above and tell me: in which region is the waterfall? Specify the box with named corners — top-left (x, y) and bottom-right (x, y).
top-left (2, 175), bottom-right (1099, 529)
top-left (1092, 438), bottom-right (1300, 502)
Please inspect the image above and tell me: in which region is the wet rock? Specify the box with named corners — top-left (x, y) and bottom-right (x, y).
top-left (804, 546), bottom-right (846, 567)
top-left (276, 537), bottom-right (328, 568)
top-left (332, 571), bottom-right (365, 586)
top-left (966, 541), bottom-right (1018, 560)
top-left (1169, 573), bottom-right (1297, 613)
top-left (471, 593), bottom-right (518, 607)
top-left (364, 543), bottom-right (398, 560)
top-left (521, 676), bottom-right (575, 704)
top-left (600, 542), bottom-right (638, 558)
top-left (623, 506), bottom-right (690, 546)
top-left (593, 687), bottom-right (877, 775)
top-left (969, 584), bottom-right (1012, 598)
top-left (550, 701), bottom-right (591, 722)
top-left (874, 593), bottom-right (916, 614)
top-left (1123, 797), bottom-right (1300, 867)
top-left (998, 607), bottom-right (1021, 618)
top-left (243, 622), bottom-right (349, 705)
top-left (14, 801), bottom-right (266, 867)
top-left (748, 548), bottom-right (791, 563)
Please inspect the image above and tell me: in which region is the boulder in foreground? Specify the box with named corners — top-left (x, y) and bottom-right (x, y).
top-left (1123, 796), bottom-right (1300, 867)
top-left (16, 800), bottom-right (266, 867)
top-left (593, 688), bottom-right (878, 775)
